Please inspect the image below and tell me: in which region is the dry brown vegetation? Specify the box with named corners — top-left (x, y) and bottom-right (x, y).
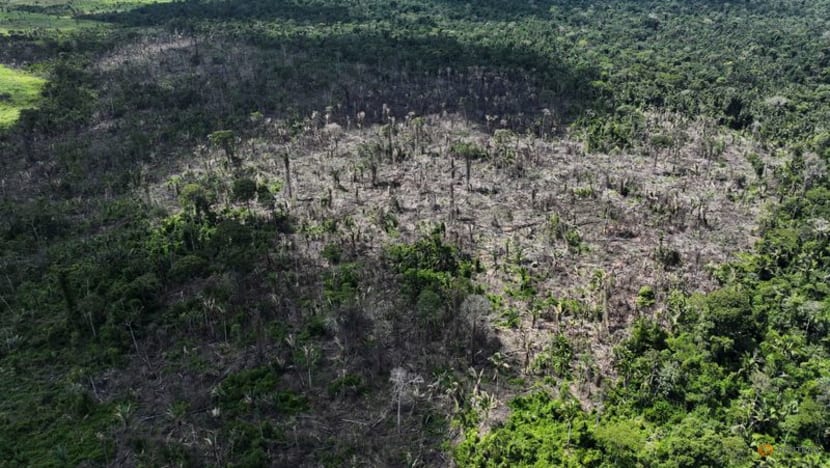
top-left (132, 108), bottom-right (779, 426)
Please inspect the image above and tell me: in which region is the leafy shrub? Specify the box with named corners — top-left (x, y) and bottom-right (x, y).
top-left (619, 318), bottom-right (667, 355)
top-left (323, 263), bottom-right (360, 306)
top-left (169, 255), bottom-right (209, 282)
top-left (450, 141), bottom-right (487, 160)
top-left (636, 285), bottom-right (656, 309)
top-left (216, 366), bottom-right (306, 417)
top-left (416, 288), bottom-right (444, 333)
top-left (532, 334), bottom-right (574, 378)
top-left (232, 178), bottom-right (258, 204)
top-left (327, 374), bottom-right (367, 398)
top-left (321, 243), bottom-right (343, 264)
top-left (387, 232), bottom-right (474, 301)
top-left (178, 183), bottom-right (214, 218)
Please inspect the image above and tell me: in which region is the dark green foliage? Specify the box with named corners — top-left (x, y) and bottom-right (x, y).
top-left (327, 374), bottom-right (367, 398)
top-left (321, 243), bottom-right (343, 264)
top-left (655, 245), bottom-right (682, 269)
top-left (216, 366), bottom-right (306, 416)
top-left (169, 254), bottom-right (210, 282)
top-left (178, 183), bottom-right (215, 219)
top-left (703, 285), bottom-right (762, 362)
top-left (387, 230), bottom-right (474, 302)
top-left (387, 231), bottom-right (461, 276)
top-left (583, 106), bottom-right (645, 152)
top-left (621, 318), bottom-right (667, 355)
top-left (231, 178), bottom-right (258, 204)
top-left (18, 60), bottom-right (95, 135)
top-left (323, 262), bottom-right (360, 306)
top-left (416, 287), bottom-right (444, 335)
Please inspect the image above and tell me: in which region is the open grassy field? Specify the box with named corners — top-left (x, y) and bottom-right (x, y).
top-left (3, 0), bottom-right (170, 12)
top-left (0, 10), bottom-right (91, 34)
top-left (0, 64), bottom-right (45, 127)
top-left (0, 0), bottom-right (171, 35)
top-left (1, 0), bottom-right (173, 125)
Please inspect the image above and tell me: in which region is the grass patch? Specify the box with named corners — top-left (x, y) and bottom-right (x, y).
top-left (0, 65), bottom-right (46, 127)
top-left (4, 0), bottom-right (170, 12)
top-left (0, 0), bottom-right (173, 35)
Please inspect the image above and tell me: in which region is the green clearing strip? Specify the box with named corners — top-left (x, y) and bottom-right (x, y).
top-left (0, 11), bottom-right (92, 35)
top-left (0, 64), bottom-right (46, 127)
top-left (0, 0), bottom-right (174, 35)
top-left (4, 0), bottom-right (173, 14)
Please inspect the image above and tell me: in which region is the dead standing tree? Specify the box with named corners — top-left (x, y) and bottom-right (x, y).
top-left (389, 367), bottom-right (424, 433)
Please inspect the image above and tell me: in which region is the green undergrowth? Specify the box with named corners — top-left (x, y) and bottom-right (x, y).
top-left (455, 171), bottom-right (830, 466)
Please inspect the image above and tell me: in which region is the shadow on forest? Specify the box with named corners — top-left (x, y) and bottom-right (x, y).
top-left (7, 0), bottom-right (602, 196)
top-left (84, 0), bottom-right (361, 26)
top-left (75, 0), bottom-right (597, 132)
top-left (83, 0), bottom-right (556, 26)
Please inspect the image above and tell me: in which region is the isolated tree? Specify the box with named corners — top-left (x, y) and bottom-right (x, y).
top-left (208, 130), bottom-right (237, 164)
top-left (232, 178), bottom-right (257, 207)
top-left (179, 183), bottom-right (213, 219)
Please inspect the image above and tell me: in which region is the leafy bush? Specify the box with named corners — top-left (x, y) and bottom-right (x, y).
top-left (323, 263), bottom-right (360, 306)
top-left (321, 243), bottom-right (343, 264)
top-left (327, 374), bottom-right (366, 398)
top-left (636, 285), bottom-right (656, 309)
top-left (450, 141), bottom-right (487, 160)
top-left (532, 334), bottom-right (574, 378)
top-left (232, 178), bottom-right (258, 204)
top-left (387, 231), bottom-right (474, 301)
top-left (216, 366), bottom-right (306, 417)
top-left (169, 255), bottom-right (209, 282)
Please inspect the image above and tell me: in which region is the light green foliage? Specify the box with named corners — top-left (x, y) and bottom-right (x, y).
top-left (454, 391), bottom-right (600, 467)
top-left (0, 65), bottom-right (45, 127)
top-left (178, 183), bottom-right (214, 218)
top-left (532, 334), bottom-right (574, 378)
top-left (635, 285), bottom-right (656, 309)
top-left (593, 420), bottom-right (646, 466)
top-left (450, 141), bottom-right (487, 160)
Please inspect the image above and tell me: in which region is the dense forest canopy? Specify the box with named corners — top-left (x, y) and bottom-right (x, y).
top-left (0, 0), bottom-right (829, 466)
